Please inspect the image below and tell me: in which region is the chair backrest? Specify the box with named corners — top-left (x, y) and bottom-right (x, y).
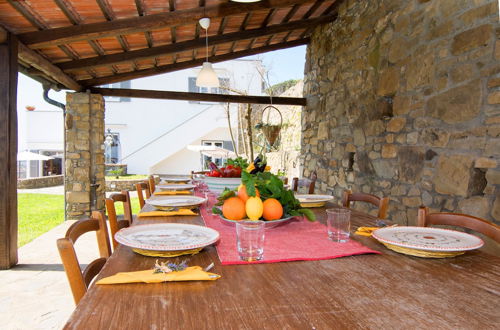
top-left (57, 211), bottom-right (111, 305)
top-left (191, 170), bottom-right (209, 179)
top-left (342, 190), bottom-right (389, 219)
top-left (135, 181), bottom-right (151, 209)
top-left (105, 190), bottom-right (133, 249)
top-left (291, 171), bottom-right (317, 194)
top-left (417, 206), bottom-right (500, 243)
top-left (148, 175), bottom-right (156, 195)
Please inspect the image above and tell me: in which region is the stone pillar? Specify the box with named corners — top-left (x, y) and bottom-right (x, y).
top-left (65, 93), bottom-right (105, 219)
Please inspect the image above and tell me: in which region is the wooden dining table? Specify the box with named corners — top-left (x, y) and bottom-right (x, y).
top-left (64, 201), bottom-right (500, 329)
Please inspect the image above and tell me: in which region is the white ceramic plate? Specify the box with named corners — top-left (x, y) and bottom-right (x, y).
top-left (219, 215), bottom-right (297, 229)
top-left (295, 194), bottom-right (334, 203)
top-left (115, 223), bottom-right (219, 251)
top-left (161, 176), bottom-right (191, 183)
top-left (372, 226), bottom-right (484, 252)
top-left (157, 183), bottom-right (196, 191)
top-left (146, 196), bottom-right (207, 209)
top-left (295, 194), bottom-right (334, 207)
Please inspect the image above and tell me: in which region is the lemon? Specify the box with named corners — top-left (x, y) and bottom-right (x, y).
top-left (245, 196), bottom-right (264, 220)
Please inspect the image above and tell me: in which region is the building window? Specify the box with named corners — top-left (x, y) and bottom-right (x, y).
top-left (202, 140), bottom-right (223, 169)
top-left (188, 77), bottom-right (230, 103)
top-left (102, 81), bottom-right (131, 102)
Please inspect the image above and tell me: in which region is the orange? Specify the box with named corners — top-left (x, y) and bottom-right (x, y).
top-left (245, 197), bottom-right (264, 220)
top-left (262, 198), bottom-right (283, 221)
top-left (222, 197), bottom-right (246, 220)
top-left (237, 184), bottom-right (260, 203)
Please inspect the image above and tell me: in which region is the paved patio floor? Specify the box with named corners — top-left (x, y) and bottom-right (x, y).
top-left (2, 183), bottom-right (145, 329)
top-left (0, 220), bottom-right (99, 330)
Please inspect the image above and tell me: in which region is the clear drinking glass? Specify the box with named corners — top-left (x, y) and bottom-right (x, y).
top-left (326, 208), bottom-right (351, 243)
top-left (236, 221), bottom-right (265, 261)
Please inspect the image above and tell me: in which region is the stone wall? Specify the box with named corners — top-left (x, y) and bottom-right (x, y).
top-left (17, 175), bottom-right (64, 189)
top-left (65, 93), bottom-right (106, 219)
top-left (303, 0), bottom-right (500, 224)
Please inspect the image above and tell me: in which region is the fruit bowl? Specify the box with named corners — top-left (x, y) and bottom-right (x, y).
top-left (204, 177), bottom-right (242, 194)
top-left (218, 215), bottom-right (298, 229)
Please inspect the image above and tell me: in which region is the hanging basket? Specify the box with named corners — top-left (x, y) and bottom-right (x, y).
top-left (260, 105), bottom-right (283, 148)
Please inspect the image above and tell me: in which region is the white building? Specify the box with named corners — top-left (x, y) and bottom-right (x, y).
top-left (18, 59), bottom-right (264, 177)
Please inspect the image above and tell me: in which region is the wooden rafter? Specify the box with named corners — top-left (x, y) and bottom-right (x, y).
top-left (58, 16), bottom-right (333, 71)
top-left (79, 38), bottom-right (309, 87)
top-left (90, 88), bottom-right (307, 106)
top-left (18, 43), bottom-right (82, 91)
top-left (18, 0), bottom-right (317, 48)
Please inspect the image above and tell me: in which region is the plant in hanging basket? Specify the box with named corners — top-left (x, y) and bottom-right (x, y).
top-left (255, 123), bottom-right (281, 147)
top-left (256, 105), bottom-right (283, 148)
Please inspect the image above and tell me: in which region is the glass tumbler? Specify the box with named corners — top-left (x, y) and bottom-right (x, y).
top-left (236, 220), bottom-right (265, 261)
top-left (326, 208), bottom-right (351, 243)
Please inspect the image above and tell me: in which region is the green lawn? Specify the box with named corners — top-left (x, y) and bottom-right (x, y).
top-left (18, 193), bottom-right (140, 247)
top-left (18, 193), bottom-right (65, 247)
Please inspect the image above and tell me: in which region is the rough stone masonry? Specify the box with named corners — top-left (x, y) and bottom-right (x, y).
top-left (65, 93), bottom-right (105, 219)
top-left (302, 0), bottom-right (500, 224)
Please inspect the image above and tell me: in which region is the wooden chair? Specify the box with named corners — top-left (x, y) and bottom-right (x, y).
top-left (191, 170), bottom-right (209, 178)
top-left (291, 171), bottom-right (317, 194)
top-left (57, 211), bottom-right (111, 305)
top-left (105, 190), bottom-right (133, 249)
top-left (135, 181), bottom-right (151, 209)
top-left (417, 206), bottom-right (500, 243)
top-left (342, 190), bottom-right (389, 219)
top-left (148, 175), bottom-right (156, 195)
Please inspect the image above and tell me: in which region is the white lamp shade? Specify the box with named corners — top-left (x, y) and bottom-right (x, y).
top-left (196, 62), bottom-right (220, 88)
top-left (199, 17), bottom-right (210, 29)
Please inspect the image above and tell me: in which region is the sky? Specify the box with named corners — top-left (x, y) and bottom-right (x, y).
top-left (16, 45), bottom-right (307, 112)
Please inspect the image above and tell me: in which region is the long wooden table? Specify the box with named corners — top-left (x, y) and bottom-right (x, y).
top-left (64, 203), bottom-right (500, 329)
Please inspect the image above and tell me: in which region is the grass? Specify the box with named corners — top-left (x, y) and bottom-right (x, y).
top-left (18, 193), bottom-right (140, 247)
top-left (18, 193), bottom-right (64, 247)
top-left (105, 174), bottom-right (147, 180)
top-left (114, 197), bottom-right (141, 215)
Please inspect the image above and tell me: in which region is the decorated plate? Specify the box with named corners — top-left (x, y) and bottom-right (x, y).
top-left (219, 215), bottom-right (297, 229)
top-left (157, 183), bottom-right (196, 191)
top-left (146, 196), bottom-right (206, 210)
top-left (295, 194), bottom-right (334, 208)
top-left (161, 176), bottom-right (191, 183)
top-left (115, 223), bottom-right (220, 251)
top-left (372, 226), bottom-right (484, 252)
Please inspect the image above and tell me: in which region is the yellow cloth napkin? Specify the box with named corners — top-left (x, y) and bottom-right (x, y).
top-left (355, 227), bottom-right (380, 237)
top-left (138, 209), bottom-right (198, 217)
top-left (96, 266), bottom-right (220, 285)
top-left (154, 190), bottom-right (192, 196)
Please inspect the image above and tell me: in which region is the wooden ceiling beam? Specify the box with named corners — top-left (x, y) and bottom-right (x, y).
top-left (59, 15), bottom-right (334, 71)
top-left (18, 0), bottom-right (316, 48)
top-left (0, 25), bottom-right (81, 90)
top-left (79, 38), bottom-right (309, 87)
top-left (90, 88), bottom-right (307, 106)
top-left (18, 43), bottom-right (82, 90)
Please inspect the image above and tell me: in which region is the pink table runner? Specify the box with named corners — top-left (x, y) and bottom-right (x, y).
top-left (198, 193), bottom-right (380, 265)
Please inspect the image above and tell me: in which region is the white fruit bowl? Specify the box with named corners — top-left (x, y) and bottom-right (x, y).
top-left (203, 177), bottom-right (241, 194)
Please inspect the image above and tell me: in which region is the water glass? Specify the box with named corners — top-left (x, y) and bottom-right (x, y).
top-left (326, 208), bottom-right (351, 243)
top-left (236, 221), bottom-right (265, 261)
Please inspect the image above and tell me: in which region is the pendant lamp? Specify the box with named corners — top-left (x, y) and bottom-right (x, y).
top-left (196, 18), bottom-right (219, 88)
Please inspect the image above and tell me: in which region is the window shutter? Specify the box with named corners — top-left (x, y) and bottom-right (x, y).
top-left (223, 140), bottom-right (234, 151)
top-left (120, 81), bottom-right (131, 102)
top-left (188, 77), bottom-right (198, 93)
